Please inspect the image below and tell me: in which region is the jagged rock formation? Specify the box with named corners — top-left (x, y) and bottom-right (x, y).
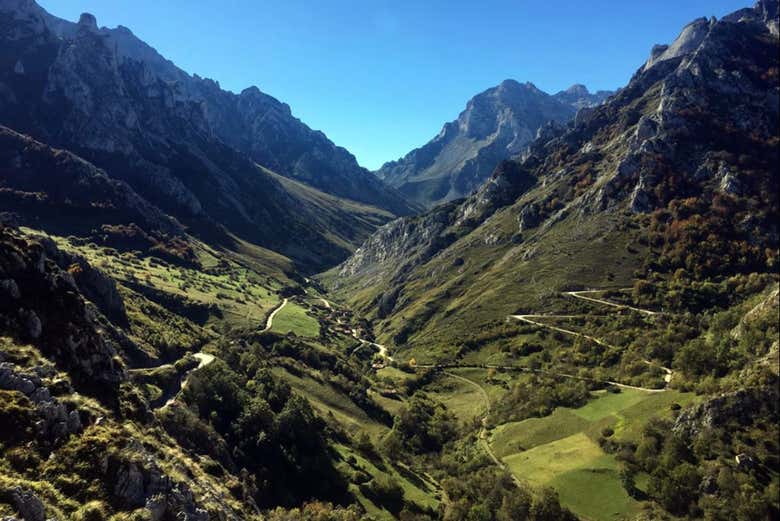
top-left (375, 80), bottom-right (610, 208)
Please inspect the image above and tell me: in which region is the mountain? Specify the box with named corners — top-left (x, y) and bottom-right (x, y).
top-left (0, 1), bottom-right (415, 272)
top-left (553, 83), bottom-right (613, 109)
top-left (336, 0), bottom-right (779, 345)
top-left (375, 80), bottom-right (611, 208)
top-left (1, 1), bottom-right (416, 217)
top-left (328, 5), bottom-right (779, 517)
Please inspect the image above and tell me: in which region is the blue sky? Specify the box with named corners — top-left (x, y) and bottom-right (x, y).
top-left (40, 0), bottom-right (749, 170)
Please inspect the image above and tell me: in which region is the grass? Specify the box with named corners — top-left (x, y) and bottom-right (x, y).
top-left (270, 301), bottom-right (321, 337)
top-left (334, 444), bottom-right (440, 519)
top-left (491, 409), bottom-right (589, 457)
top-left (272, 368), bottom-right (388, 441)
top-left (492, 388), bottom-right (695, 520)
top-left (27, 228), bottom-right (281, 331)
top-left (572, 389), bottom-right (650, 422)
top-left (505, 433), bottom-right (640, 521)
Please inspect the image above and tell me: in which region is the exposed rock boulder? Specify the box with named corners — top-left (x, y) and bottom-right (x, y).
top-left (672, 387), bottom-right (779, 439)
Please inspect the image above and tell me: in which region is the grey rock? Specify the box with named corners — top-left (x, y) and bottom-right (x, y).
top-left (376, 80), bottom-right (577, 208)
top-left (18, 308), bottom-right (42, 339)
top-left (1, 278), bottom-right (21, 299)
top-left (114, 463), bottom-right (146, 508)
top-left (518, 203), bottom-right (541, 231)
top-left (11, 488), bottom-right (46, 521)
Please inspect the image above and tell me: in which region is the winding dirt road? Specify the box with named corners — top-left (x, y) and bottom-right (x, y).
top-left (262, 298), bottom-right (288, 333)
top-left (564, 289), bottom-right (660, 316)
top-left (161, 352), bottom-right (216, 409)
top-left (509, 289), bottom-right (672, 391)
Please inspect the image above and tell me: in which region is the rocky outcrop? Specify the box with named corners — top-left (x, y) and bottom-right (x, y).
top-left (0, 225), bottom-right (127, 395)
top-left (376, 80), bottom-right (577, 208)
top-left (109, 455), bottom-right (208, 521)
top-left (9, 488), bottom-right (47, 521)
top-left (339, 202), bottom-right (461, 280)
top-left (0, 362), bottom-right (82, 444)
top-left (672, 387), bottom-right (779, 439)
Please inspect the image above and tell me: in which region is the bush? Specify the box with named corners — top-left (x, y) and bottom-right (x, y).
top-left (73, 501), bottom-right (110, 521)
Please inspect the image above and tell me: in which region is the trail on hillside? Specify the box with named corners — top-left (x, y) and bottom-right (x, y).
top-left (443, 371), bottom-right (523, 486)
top-left (564, 289), bottom-right (660, 315)
top-left (151, 352), bottom-right (216, 410)
top-left (262, 298), bottom-right (288, 333)
top-left (509, 288), bottom-right (672, 391)
top-left (350, 333), bottom-right (393, 362)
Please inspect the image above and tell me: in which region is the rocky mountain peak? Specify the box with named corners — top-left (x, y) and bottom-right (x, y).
top-left (77, 12), bottom-right (97, 31)
top-left (563, 83), bottom-right (589, 96)
top-left (643, 16), bottom-right (714, 71)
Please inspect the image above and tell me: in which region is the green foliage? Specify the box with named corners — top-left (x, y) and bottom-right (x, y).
top-left (492, 374), bottom-right (590, 424)
top-left (181, 356), bottom-right (348, 507)
top-left (439, 467), bottom-right (576, 521)
top-left (388, 393), bottom-right (457, 454)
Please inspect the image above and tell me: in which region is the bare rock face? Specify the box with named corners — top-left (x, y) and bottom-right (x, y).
top-left (376, 80), bottom-right (584, 208)
top-left (672, 388), bottom-right (779, 439)
top-left (0, 362), bottom-right (83, 444)
top-left (110, 451), bottom-right (208, 520)
top-left (10, 488), bottom-right (46, 521)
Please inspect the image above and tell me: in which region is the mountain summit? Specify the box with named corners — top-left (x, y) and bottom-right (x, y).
top-left (375, 80), bottom-right (610, 208)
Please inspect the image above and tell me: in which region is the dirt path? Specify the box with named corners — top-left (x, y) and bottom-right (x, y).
top-left (350, 332), bottom-right (393, 362)
top-left (564, 290), bottom-right (659, 316)
top-left (160, 352), bottom-right (216, 409)
top-left (262, 298), bottom-right (288, 333)
top-left (443, 371), bottom-right (523, 486)
top-left (512, 314), bottom-right (616, 349)
top-left (319, 298), bottom-right (332, 310)
top-left (509, 288), bottom-right (673, 391)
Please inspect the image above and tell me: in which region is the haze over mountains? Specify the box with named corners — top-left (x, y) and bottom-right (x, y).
top-left (375, 81), bottom-right (612, 208)
top-left (0, 1), bottom-right (778, 521)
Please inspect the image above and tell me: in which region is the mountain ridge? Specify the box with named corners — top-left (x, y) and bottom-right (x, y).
top-left (375, 79), bottom-right (611, 208)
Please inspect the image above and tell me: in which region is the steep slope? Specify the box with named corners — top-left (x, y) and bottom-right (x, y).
top-left (375, 80), bottom-right (610, 208)
top-left (332, 1), bottom-right (779, 357)
top-left (0, 2), bottom-right (412, 273)
top-left (0, 124), bottom-right (403, 273)
top-left (0, 0), bottom-right (415, 217)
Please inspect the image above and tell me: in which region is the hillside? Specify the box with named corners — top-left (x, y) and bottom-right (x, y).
top-left (375, 80), bottom-right (610, 208)
top-left (333, 2), bottom-right (779, 355)
top-left (0, 1), bottom-right (416, 272)
top-left (327, 3), bottom-right (779, 518)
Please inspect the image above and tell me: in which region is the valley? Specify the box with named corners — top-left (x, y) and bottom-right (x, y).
top-left (0, 1), bottom-right (778, 521)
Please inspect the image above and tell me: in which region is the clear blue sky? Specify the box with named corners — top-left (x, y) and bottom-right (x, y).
top-left (40, 0), bottom-right (748, 170)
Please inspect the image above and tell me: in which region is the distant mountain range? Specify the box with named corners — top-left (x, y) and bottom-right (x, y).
top-left (375, 80), bottom-right (612, 208)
